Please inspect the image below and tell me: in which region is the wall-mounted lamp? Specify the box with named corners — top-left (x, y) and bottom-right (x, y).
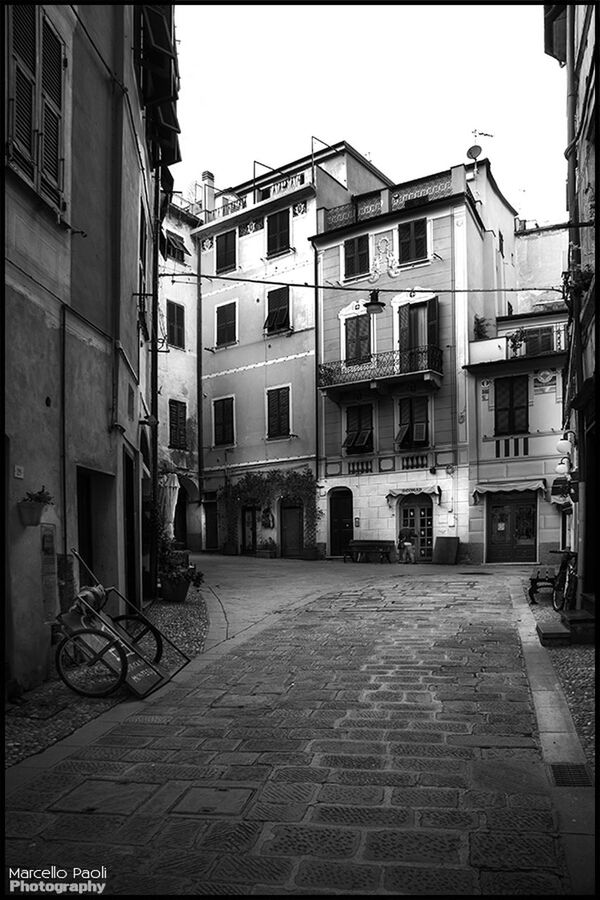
top-left (556, 430), bottom-right (577, 454)
top-left (555, 456), bottom-right (571, 476)
top-left (364, 289), bottom-right (386, 315)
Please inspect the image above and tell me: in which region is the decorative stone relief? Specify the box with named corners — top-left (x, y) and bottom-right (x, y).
top-left (292, 202), bottom-right (306, 216)
top-left (369, 236), bottom-right (401, 283)
top-left (202, 237), bottom-right (213, 252)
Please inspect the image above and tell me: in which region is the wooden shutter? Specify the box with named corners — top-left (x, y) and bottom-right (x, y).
top-left (216, 303), bottom-right (236, 346)
top-left (427, 296), bottom-right (439, 347)
top-left (216, 230), bottom-right (236, 272)
top-left (268, 210), bottom-right (289, 255)
top-left (512, 376), bottom-right (529, 433)
top-left (345, 315), bottom-right (370, 363)
top-left (9, 6), bottom-right (37, 181)
top-left (398, 304), bottom-right (410, 351)
top-left (214, 398), bottom-right (233, 445)
top-left (265, 287), bottom-right (289, 331)
top-left (494, 379), bottom-right (511, 435)
top-left (167, 302), bottom-right (184, 347)
top-left (169, 400), bottom-right (187, 448)
top-left (268, 387), bottom-right (289, 437)
top-left (345, 236), bottom-right (369, 277)
top-left (414, 218), bottom-right (427, 259)
top-left (413, 396), bottom-right (428, 443)
top-left (40, 16), bottom-right (63, 203)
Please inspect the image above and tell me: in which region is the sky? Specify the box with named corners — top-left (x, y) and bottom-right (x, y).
top-left (171, 2), bottom-right (568, 225)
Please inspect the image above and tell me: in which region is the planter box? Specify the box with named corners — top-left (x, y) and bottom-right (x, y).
top-left (17, 501), bottom-right (44, 526)
top-left (160, 578), bottom-right (190, 603)
top-left (256, 549), bottom-right (277, 558)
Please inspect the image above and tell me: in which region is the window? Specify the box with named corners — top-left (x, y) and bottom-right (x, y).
top-left (165, 230), bottom-right (189, 263)
top-left (267, 209), bottom-right (290, 256)
top-left (398, 297), bottom-right (438, 353)
top-left (345, 315), bottom-right (371, 365)
top-left (344, 235), bottom-right (370, 278)
top-left (343, 405), bottom-right (373, 454)
top-left (216, 230), bottom-right (236, 272)
top-left (213, 397), bottom-right (234, 446)
top-left (396, 397), bottom-right (429, 448)
top-left (267, 387), bottom-right (290, 438)
top-left (398, 219), bottom-right (428, 263)
top-left (6, 6), bottom-right (65, 209)
top-left (216, 302), bottom-right (236, 347)
top-left (494, 375), bottom-right (529, 435)
top-left (168, 400), bottom-right (187, 449)
top-left (264, 287), bottom-right (290, 333)
top-left (167, 301), bottom-right (184, 349)
top-left (524, 327), bottom-right (554, 355)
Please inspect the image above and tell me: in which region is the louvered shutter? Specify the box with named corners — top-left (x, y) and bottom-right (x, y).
top-left (268, 210), bottom-right (289, 255)
top-left (267, 388), bottom-right (289, 438)
top-left (494, 379), bottom-right (511, 435)
top-left (513, 376), bottom-right (529, 433)
top-left (169, 400), bottom-right (187, 448)
top-left (413, 396), bottom-right (428, 443)
top-left (40, 16), bottom-right (63, 204)
top-left (214, 398), bottom-right (233, 445)
top-left (264, 287), bottom-right (289, 331)
top-left (346, 315), bottom-right (370, 363)
top-left (10, 6), bottom-right (37, 181)
top-left (427, 296), bottom-right (439, 347)
top-left (398, 304), bottom-right (410, 351)
top-left (414, 219), bottom-right (427, 259)
top-left (398, 223), bottom-right (412, 263)
top-left (344, 241), bottom-right (355, 278)
top-left (216, 303), bottom-right (236, 346)
top-left (358, 235), bottom-right (369, 273)
top-left (216, 231), bottom-right (236, 272)
top-left (343, 405), bottom-right (360, 448)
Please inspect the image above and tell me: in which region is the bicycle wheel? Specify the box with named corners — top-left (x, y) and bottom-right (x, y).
top-left (55, 628), bottom-right (128, 697)
top-left (552, 567), bottom-right (567, 611)
top-left (113, 614), bottom-right (163, 664)
top-left (563, 570), bottom-right (578, 611)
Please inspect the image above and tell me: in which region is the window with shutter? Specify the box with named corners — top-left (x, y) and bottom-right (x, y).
top-left (344, 405), bottom-right (373, 454)
top-left (214, 397), bottom-right (234, 446)
top-left (168, 400), bottom-right (187, 449)
top-left (398, 219), bottom-right (428, 263)
top-left (7, 7), bottom-right (64, 208)
top-left (267, 387), bottom-right (290, 438)
top-left (344, 235), bottom-right (370, 278)
top-left (167, 301), bottom-right (185, 348)
top-left (264, 286), bottom-right (290, 332)
top-left (216, 230), bottom-right (236, 272)
top-left (216, 302), bottom-right (236, 346)
top-left (494, 375), bottom-right (529, 435)
top-left (396, 397), bottom-right (429, 447)
top-left (345, 315), bottom-right (371, 365)
top-left (267, 210), bottom-right (290, 256)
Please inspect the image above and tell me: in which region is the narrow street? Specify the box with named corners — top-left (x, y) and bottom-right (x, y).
top-left (5, 560), bottom-right (594, 895)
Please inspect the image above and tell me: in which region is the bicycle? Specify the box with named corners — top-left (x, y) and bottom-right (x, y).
top-left (549, 549), bottom-right (578, 612)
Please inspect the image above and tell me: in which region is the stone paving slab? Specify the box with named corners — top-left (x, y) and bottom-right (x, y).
top-left (5, 567), bottom-right (594, 895)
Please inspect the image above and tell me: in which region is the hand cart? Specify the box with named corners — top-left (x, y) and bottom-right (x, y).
top-left (54, 548), bottom-right (191, 699)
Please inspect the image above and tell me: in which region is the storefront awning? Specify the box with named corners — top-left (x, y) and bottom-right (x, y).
top-left (472, 480), bottom-right (546, 504)
top-left (386, 485), bottom-right (442, 506)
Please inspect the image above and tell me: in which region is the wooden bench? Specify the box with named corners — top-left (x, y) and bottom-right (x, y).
top-left (343, 540), bottom-right (395, 563)
top-left (528, 567), bottom-right (556, 604)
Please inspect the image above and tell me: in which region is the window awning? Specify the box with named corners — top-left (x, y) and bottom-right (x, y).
top-left (386, 485), bottom-right (441, 506)
top-left (472, 480), bottom-right (546, 504)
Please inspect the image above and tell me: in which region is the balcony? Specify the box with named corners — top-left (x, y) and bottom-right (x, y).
top-left (318, 346), bottom-right (443, 393)
top-left (327, 450), bottom-right (434, 478)
top-left (468, 323), bottom-right (567, 368)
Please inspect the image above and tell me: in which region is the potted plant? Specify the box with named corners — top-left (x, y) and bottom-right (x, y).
top-left (17, 486), bottom-right (53, 526)
top-left (158, 529), bottom-right (203, 602)
top-left (256, 537), bottom-right (278, 559)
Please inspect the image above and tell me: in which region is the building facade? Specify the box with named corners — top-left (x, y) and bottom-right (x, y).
top-left (4, 5), bottom-right (180, 691)
top-left (311, 159), bottom-right (566, 563)
top-left (191, 143), bottom-right (393, 556)
top-left (544, 3), bottom-right (596, 609)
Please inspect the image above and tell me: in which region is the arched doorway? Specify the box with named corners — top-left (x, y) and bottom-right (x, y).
top-left (329, 488), bottom-right (353, 557)
top-left (398, 494), bottom-right (434, 561)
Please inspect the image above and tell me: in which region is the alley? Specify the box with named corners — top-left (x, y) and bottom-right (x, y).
top-left (5, 562), bottom-right (594, 895)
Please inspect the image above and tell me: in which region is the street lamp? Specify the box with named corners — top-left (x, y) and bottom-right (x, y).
top-left (364, 290), bottom-right (386, 315)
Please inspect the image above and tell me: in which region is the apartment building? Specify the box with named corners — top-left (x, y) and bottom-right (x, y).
top-left (5, 5), bottom-right (180, 690)
top-left (311, 158), bottom-right (565, 563)
top-left (191, 142), bottom-right (393, 556)
top-left (544, 3), bottom-right (596, 609)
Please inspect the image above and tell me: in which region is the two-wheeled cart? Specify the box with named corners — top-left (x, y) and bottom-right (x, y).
top-left (54, 548), bottom-right (191, 699)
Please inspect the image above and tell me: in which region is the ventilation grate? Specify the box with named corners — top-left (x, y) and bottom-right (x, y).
top-left (550, 763), bottom-right (593, 787)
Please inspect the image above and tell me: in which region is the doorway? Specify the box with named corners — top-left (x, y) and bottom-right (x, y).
top-left (329, 488), bottom-right (353, 557)
top-left (204, 502), bottom-right (218, 550)
top-left (486, 491), bottom-right (537, 562)
top-left (399, 495), bottom-right (434, 561)
top-left (241, 506), bottom-right (257, 554)
top-left (281, 504), bottom-right (303, 557)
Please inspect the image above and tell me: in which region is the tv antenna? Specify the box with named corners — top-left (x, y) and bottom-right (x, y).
top-left (467, 129), bottom-right (494, 178)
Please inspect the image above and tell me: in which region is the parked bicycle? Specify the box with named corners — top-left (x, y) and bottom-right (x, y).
top-left (549, 548), bottom-right (578, 612)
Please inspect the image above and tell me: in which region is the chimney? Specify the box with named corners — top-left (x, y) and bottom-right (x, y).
top-left (202, 170), bottom-right (215, 213)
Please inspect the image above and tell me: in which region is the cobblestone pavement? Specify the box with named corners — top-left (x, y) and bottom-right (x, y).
top-left (5, 569), bottom-right (595, 895)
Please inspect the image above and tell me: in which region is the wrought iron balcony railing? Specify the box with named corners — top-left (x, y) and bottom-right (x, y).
top-left (318, 346), bottom-right (443, 388)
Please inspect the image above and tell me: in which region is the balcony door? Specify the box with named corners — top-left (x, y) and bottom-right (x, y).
top-left (397, 297), bottom-right (438, 372)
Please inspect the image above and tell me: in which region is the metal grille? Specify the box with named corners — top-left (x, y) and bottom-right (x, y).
top-left (318, 346), bottom-right (443, 388)
top-left (550, 764), bottom-right (593, 786)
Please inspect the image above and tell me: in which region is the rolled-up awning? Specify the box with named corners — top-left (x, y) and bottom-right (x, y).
top-left (472, 479), bottom-right (546, 504)
top-left (386, 485), bottom-right (442, 506)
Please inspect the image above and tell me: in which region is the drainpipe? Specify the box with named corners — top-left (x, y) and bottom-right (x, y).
top-left (196, 232), bottom-right (204, 541)
top-left (149, 159), bottom-right (161, 600)
top-left (313, 244), bottom-right (320, 484)
top-left (60, 304), bottom-right (67, 561)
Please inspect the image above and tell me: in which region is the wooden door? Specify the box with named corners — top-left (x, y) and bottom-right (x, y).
top-left (330, 489), bottom-right (353, 557)
top-left (281, 504), bottom-right (303, 558)
top-left (486, 491), bottom-right (537, 562)
top-left (204, 503), bottom-right (218, 550)
top-left (400, 495), bottom-right (433, 561)
top-left (241, 506), bottom-right (257, 554)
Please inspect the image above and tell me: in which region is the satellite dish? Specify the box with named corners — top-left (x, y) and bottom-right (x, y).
top-left (467, 144), bottom-right (482, 160)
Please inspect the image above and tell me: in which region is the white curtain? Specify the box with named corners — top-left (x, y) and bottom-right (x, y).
top-left (158, 473), bottom-right (180, 539)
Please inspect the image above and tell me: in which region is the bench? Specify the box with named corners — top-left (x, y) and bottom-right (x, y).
top-left (343, 540), bottom-right (395, 563)
top-left (528, 568), bottom-right (556, 604)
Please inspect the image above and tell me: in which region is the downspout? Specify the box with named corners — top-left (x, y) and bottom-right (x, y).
top-left (149, 158), bottom-right (161, 600)
top-left (61, 304), bottom-right (68, 561)
top-left (565, 4), bottom-right (584, 606)
top-left (313, 244), bottom-right (320, 485)
top-left (196, 233), bottom-right (204, 541)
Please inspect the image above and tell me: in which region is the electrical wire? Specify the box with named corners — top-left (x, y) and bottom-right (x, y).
top-left (158, 271), bottom-right (564, 295)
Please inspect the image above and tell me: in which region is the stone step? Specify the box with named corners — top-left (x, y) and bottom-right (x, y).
top-left (561, 609), bottom-right (595, 644)
top-left (536, 621), bottom-right (571, 646)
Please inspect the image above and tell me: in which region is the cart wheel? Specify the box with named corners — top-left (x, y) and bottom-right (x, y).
top-left (113, 615), bottom-right (163, 664)
top-left (55, 628), bottom-right (128, 697)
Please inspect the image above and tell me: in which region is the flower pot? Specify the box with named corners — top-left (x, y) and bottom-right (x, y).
top-left (256, 549), bottom-right (277, 558)
top-left (17, 501), bottom-right (44, 526)
top-left (160, 577), bottom-right (190, 603)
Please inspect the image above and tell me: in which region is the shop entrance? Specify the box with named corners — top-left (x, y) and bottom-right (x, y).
top-left (399, 495), bottom-right (434, 561)
top-left (329, 489), bottom-right (353, 557)
top-left (486, 491), bottom-right (537, 562)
